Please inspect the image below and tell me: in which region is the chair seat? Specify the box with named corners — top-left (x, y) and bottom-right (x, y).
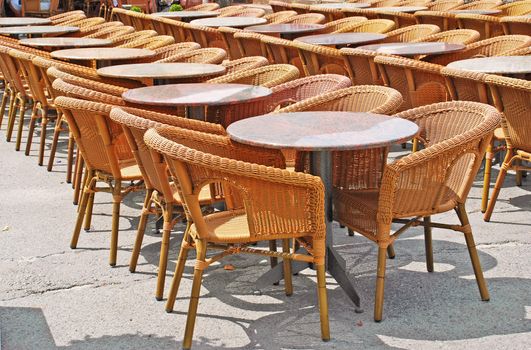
top-left (119, 161), bottom-right (143, 180)
top-left (189, 209), bottom-right (251, 244)
top-left (493, 127), bottom-right (505, 140)
top-left (170, 182), bottom-right (216, 205)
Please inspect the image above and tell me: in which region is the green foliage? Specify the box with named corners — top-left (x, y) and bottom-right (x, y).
top-left (169, 4), bottom-right (184, 11)
top-left (130, 6), bottom-right (142, 12)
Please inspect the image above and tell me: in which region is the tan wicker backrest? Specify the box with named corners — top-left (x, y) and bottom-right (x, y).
top-left (233, 31), bottom-right (268, 58)
top-left (500, 45), bottom-right (531, 56)
top-left (290, 3), bottom-right (311, 14)
top-left (147, 42), bottom-right (201, 61)
top-left (323, 16), bottom-right (368, 33)
top-left (308, 7), bottom-right (345, 22)
top-left (455, 13), bottom-right (502, 40)
top-left (156, 48), bottom-right (227, 64)
top-left (500, 16), bottom-right (531, 35)
top-left (264, 10), bottom-right (298, 23)
top-left (293, 41), bottom-right (347, 76)
top-left (340, 48), bottom-right (387, 85)
top-left (381, 24), bottom-right (441, 43)
top-left (269, 1), bottom-right (290, 13)
top-left (413, 29), bottom-right (480, 44)
top-left (277, 13), bottom-right (326, 24)
top-left (186, 24), bottom-right (225, 50)
top-left (375, 55), bottom-right (448, 111)
top-left (0, 36), bottom-right (51, 58)
top-left (52, 78), bottom-right (125, 105)
top-left (454, 0), bottom-right (502, 10)
top-left (84, 25), bottom-right (135, 39)
top-left (46, 66), bottom-right (127, 97)
top-left (498, 1), bottom-right (531, 16)
top-left (375, 11), bottom-right (417, 28)
top-left (217, 27), bottom-right (244, 60)
top-left (0, 46), bottom-right (27, 97)
top-left (188, 3), bottom-right (220, 11)
top-left (222, 56), bottom-right (270, 74)
top-left (8, 49), bottom-right (49, 107)
top-left (277, 85), bottom-right (403, 115)
top-left (111, 7), bottom-right (133, 25)
top-left (486, 75), bottom-right (531, 152)
top-left (143, 127), bottom-right (327, 243)
top-left (78, 21), bottom-right (124, 36)
top-left (207, 64), bottom-right (300, 88)
top-left (117, 35), bottom-right (175, 49)
top-left (414, 11), bottom-right (457, 31)
top-left (54, 96), bottom-right (133, 178)
top-left (49, 10), bottom-right (84, 22)
top-left (62, 16), bottom-right (105, 28)
top-left (383, 101), bottom-right (501, 221)
top-left (220, 7), bottom-right (266, 18)
top-left (335, 18), bottom-right (396, 33)
top-left (260, 35), bottom-right (303, 72)
top-left (427, 0), bottom-right (463, 11)
top-left (441, 67), bottom-right (491, 104)
top-left (371, 0), bottom-right (401, 7)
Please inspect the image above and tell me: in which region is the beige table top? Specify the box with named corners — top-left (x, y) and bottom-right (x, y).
top-left (296, 32), bottom-right (386, 46)
top-left (447, 56), bottom-right (531, 74)
top-left (372, 6), bottom-right (428, 13)
top-left (0, 17), bottom-right (51, 26)
top-left (51, 47), bottom-right (156, 61)
top-left (0, 25), bottom-right (79, 35)
top-left (358, 42), bottom-right (465, 56)
top-left (19, 37), bottom-right (112, 48)
top-left (97, 63), bottom-right (226, 80)
top-left (227, 112), bottom-right (419, 151)
top-left (190, 16), bottom-right (267, 28)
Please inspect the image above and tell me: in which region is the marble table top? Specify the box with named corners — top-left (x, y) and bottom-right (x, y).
top-left (227, 112), bottom-right (419, 151)
top-left (190, 16), bottom-right (267, 28)
top-left (122, 83), bottom-right (272, 107)
top-left (245, 23), bottom-right (326, 35)
top-left (151, 11), bottom-right (219, 19)
top-left (447, 56), bottom-right (531, 74)
top-left (372, 6), bottom-right (428, 13)
top-left (312, 3), bottom-right (371, 9)
top-left (296, 32), bottom-right (386, 46)
top-left (19, 37), bottom-right (112, 48)
top-left (358, 42), bottom-right (465, 56)
top-left (97, 63), bottom-right (226, 80)
top-left (0, 25), bottom-right (79, 35)
top-left (52, 47), bottom-right (155, 62)
top-left (450, 9), bottom-right (502, 15)
top-left (0, 17), bottom-right (51, 26)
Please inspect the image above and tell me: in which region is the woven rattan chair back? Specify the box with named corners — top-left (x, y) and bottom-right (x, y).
top-left (498, 0), bottom-right (531, 16)
top-left (117, 35), bottom-right (175, 50)
top-left (188, 3), bottom-right (220, 11)
top-left (500, 16), bottom-right (531, 35)
top-left (156, 47), bottom-right (227, 64)
top-left (207, 63), bottom-right (300, 87)
top-left (84, 25), bottom-right (135, 39)
top-left (413, 29), bottom-right (480, 45)
top-left (186, 24), bottom-right (225, 50)
top-left (309, 6), bottom-right (346, 22)
top-left (264, 10), bottom-right (298, 23)
top-left (277, 13), bottom-right (326, 24)
top-left (111, 8), bottom-right (132, 25)
top-left (375, 11), bottom-right (417, 28)
top-left (109, 30), bottom-right (158, 46)
top-left (322, 16), bottom-right (368, 33)
top-left (375, 55), bottom-right (448, 111)
top-left (294, 41), bottom-right (348, 76)
top-left (46, 66), bottom-right (127, 98)
top-left (77, 21), bottom-right (124, 37)
top-left (441, 67), bottom-right (491, 104)
top-left (381, 24), bottom-right (441, 43)
top-left (148, 42), bottom-right (201, 61)
top-left (334, 18), bottom-right (396, 33)
top-left (260, 35), bottom-right (303, 71)
top-left (52, 78), bottom-right (124, 106)
top-left (427, 0), bottom-right (463, 11)
top-left (217, 27), bottom-right (244, 60)
top-left (454, 0), bottom-right (502, 10)
top-left (49, 10), bottom-right (85, 23)
top-left (221, 56), bottom-right (270, 74)
top-left (414, 11), bottom-right (457, 31)
top-left (455, 13), bottom-right (503, 40)
top-left (340, 47), bottom-right (387, 85)
top-left (233, 31), bottom-right (268, 58)
top-left (220, 7), bottom-right (266, 18)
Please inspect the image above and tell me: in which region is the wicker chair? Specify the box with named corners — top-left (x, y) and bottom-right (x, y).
top-left (293, 41), bottom-right (348, 76)
top-left (60, 16), bottom-right (106, 28)
top-left (426, 0), bottom-right (463, 11)
top-left (381, 24), bottom-right (441, 43)
top-left (263, 10), bottom-right (298, 23)
top-left (54, 96), bottom-right (143, 267)
top-left (259, 34), bottom-right (302, 72)
top-left (269, 0), bottom-right (290, 12)
top-left (343, 7), bottom-right (379, 20)
top-left (217, 27), bottom-right (244, 60)
top-left (185, 24), bottom-right (226, 51)
top-left (375, 11), bottom-right (417, 28)
top-left (277, 13), bottom-right (327, 24)
top-left (453, 0), bottom-right (502, 10)
top-left (233, 31), bottom-right (268, 58)
top-left (147, 42), bottom-right (201, 62)
top-left (143, 126), bottom-right (330, 349)
top-left (321, 16), bottom-right (368, 34)
top-left (108, 30), bottom-right (158, 46)
top-left (51, 78), bottom-right (124, 106)
top-left (340, 47), bottom-right (388, 85)
top-left (216, 5), bottom-right (245, 16)
top-left (498, 0), bottom-right (531, 16)
top-left (501, 45), bottom-right (531, 56)
top-left (117, 35), bottom-right (175, 50)
top-left (425, 35), bottom-right (531, 66)
top-left (108, 106), bottom-right (225, 300)
top-left (335, 100), bottom-right (499, 321)
top-left (334, 19), bottom-right (396, 34)
top-left (76, 21), bottom-right (124, 37)
top-left (375, 55), bottom-right (448, 112)
top-left (219, 7), bottom-right (265, 17)
top-left (221, 56), bottom-right (270, 74)
top-left (156, 48), bottom-right (227, 65)
top-left (49, 10), bottom-right (85, 23)
top-left (50, 13), bottom-right (86, 25)
top-left (111, 7), bottom-right (133, 26)
top-left (500, 16), bottom-right (531, 35)
top-left (413, 29), bottom-right (481, 45)
top-left (484, 75), bottom-right (531, 222)
top-left (290, 2), bottom-right (311, 14)
top-left (83, 25), bottom-right (136, 40)
top-left (309, 6), bottom-right (346, 22)
top-left (187, 3), bottom-right (220, 11)
top-left (152, 17), bottom-right (189, 42)
top-left (455, 13), bottom-right (503, 40)
top-left (414, 11), bottom-right (457, 31)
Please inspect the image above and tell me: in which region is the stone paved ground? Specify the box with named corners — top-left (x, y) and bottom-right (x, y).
top-left (0, 122), bottom-right (530, 350)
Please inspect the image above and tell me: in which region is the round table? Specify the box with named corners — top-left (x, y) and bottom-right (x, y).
top-left (296, 32), bottom-right (386, 47)
top-left (0, 17), bottom-right (51, 26)
top-left (313, 3), bottom-right (371, 9)
top-left (372, 6), bottom-right (428, 13)
top-left (447, 56), bottom-right (531, 75)
top-left (19, 37), bottom-right (112, 50)
top-left (358, 42), bottom-right (465, 56)
top-left (0, 26), bottom-right (79, 38)
top-left (227, 111), bottom-right (419, 310)
top-left (245, 23), bottom-right (326, 39)
top-left (449, 9), bottom-right (502, 15)
top-left (190, 16), bottom-right (267, 28)
top-left (122, 83), bottom-right (272, 121)
top-left (51, 48), bottom-right (156, 68)
top-left (97, 63), bottom-right (227, 85)
top-left (151, 11), bottom-right (219, 22)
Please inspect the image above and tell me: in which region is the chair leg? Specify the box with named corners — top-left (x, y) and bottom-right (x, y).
top-left (129, 189), bottom-right (154, 273)
top-left (15, 99), bottom-right (27, 152)
top-left (83, 190), bottom-right (95, 231)
top-left (165, 226), bottom-right (192, 312)
top-left (269, 240), bottom-right (279, 285)
top-left (5, 92), bottom-right (16, 141)
top-left (387, 244), bottom-right (395, 259)
top-left (0, 86), bottom-right (9, 128)
top-left (412, 138), bottom-right (419, 153)
top-left (73, 155), bottom-right (84, 205)
top-left (156, 202), bottom-right (174, 301)
top-left (481, 140), bottom-right (494, 213)
top-left (316, 263), bottom-right (330, 341)
top-left (424, 216), bottom-right (433, 272)
top-left (182, 239), bottom-right (207, 350)
top-left (70, 170), bottom-right (94, 249)
top-left (66, 134), bottom-right (75, 182)
top-left (47, 112), bottom-right (63, 171)
top-left (456, 204), bottom-right (490, 301)
top-left (484, 151), bottom-right (513, 222)
top-left (38, 108), bottom-right (49, 166)
top-left (282, 239), bottom-right (293, 296)
top-left (348, 228), bottom-right (355, 236)
top-left (24, 105), bottom-right (38, 156)
top-left (109, 180), bottom-right (122, 267)
top-left (515, 160), bottom-right (522, 186)
top-left (374, 247), bottom-right (387, 322)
